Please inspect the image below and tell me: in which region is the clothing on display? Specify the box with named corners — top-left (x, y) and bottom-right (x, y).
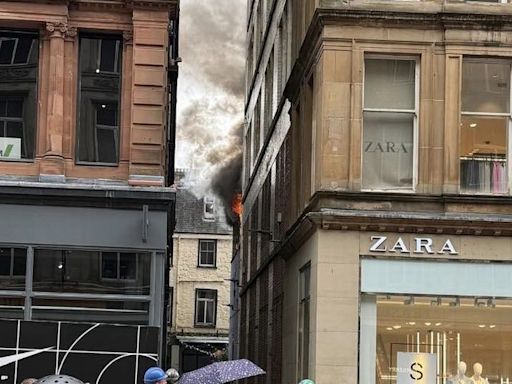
top-left (460, 157), bottom-right (507, 193)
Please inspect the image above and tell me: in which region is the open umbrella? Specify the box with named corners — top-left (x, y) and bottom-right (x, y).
top-left (178, 359), bottom-right (265, 384)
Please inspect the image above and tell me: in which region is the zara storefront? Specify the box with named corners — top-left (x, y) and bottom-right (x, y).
top-left (360, 233), bottom-right (512, 384)
top-left (282, 226), bottom-right (512, 384)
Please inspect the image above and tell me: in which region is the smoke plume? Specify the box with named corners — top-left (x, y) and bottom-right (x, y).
top-left (176, 0), bottom-right (245, 224)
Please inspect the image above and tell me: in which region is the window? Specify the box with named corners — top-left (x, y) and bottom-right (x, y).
top-left (195, 289), bottom-right (217, 327)
top-left (460, 59), bottom-right (509, 194)
top-left (33, 249), bottom-right (149, 295)
top-left (363, 58), bottom-right (417, 191)
top-left (298, 263), bottom-right (310, 380)
top-left (77, 35), bottom-right (122, 164)
top-left (0, 34), bottom-right (33, 65)
top-left (101, 251), bottom-right (137, 280)
top-left (365, 294), bottom-right (512, 384)
top-left (0, 247), bottom-right (26, 290)
top-left (198, 240), bottom-right (216, 267)
top-left (0, 30), bottom-right (38, 159)
top-left (203, 197), bottom-right (215, 221)
top-left (360, 258), bottom-right (512, 384)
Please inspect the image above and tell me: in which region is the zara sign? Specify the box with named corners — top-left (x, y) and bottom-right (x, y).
top-left (369, 235), bottom-right (458, 255)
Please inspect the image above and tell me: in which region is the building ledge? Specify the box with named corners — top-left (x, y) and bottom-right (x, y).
top-left (175, 335), bottom-right (229, 344)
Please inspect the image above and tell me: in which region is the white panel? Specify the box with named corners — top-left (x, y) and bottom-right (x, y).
top-left (361, 258), bottom-right (512, 297)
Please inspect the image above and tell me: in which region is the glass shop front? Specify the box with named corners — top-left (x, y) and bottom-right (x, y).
top-left (360, 258), bottom-right (512, 384)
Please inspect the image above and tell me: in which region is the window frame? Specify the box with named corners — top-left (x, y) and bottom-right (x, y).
top-left (460, 57), bottom-right (511, 195)
top-left (93, 101), bottom-right (119, 164)
top-left (0, 29), bottom-right (39, 162)
top-left (100, 251), bottom-right (138, 282)
top-left (0, 247), bottom-right (26, 280)
top-left (0, 34), bottom-right (34, 66)
top-left (297, 262), bottom-right (311, 380)
top-left (197, 239), bottom-right (217, 268)
top-left (76, 32), bottom-right (123, 166)
top-left (203, 196), bottom-right (216, 221)
top-left (194, 288), bottom-right (217, 328)
top-left (361, 54), bottom-right (420, 193)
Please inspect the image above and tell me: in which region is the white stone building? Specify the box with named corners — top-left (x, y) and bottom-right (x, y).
top-left (169, 179), bottom-right (232, 373)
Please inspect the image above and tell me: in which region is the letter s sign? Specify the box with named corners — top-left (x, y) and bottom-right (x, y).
top-left (410, 362), bottom-right (424, 380)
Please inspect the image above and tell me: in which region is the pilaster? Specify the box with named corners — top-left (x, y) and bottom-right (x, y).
top-left (40, 22), bottom-right (72, 178)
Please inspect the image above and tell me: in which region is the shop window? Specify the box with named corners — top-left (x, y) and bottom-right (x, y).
top-left (101, 252), bottom-right (137, 280)
top-left (298, 263), bottom-right (310, 380)
top-left (365, 294), bottom-right (512, 384)
top-left (0, 297), bottom-right (24, 319)
top-left (195, 289), bottom-right (217, 327)
top-left (0, 247), bottom-right (26, 290)
top-left (0, 31), bottom-right (38, 159)
top-left (31, 298), bottom-right (149, 325)
top-left (33, 249), bottom-right (149, 295)
top-left (363, 57), bottom-right (417, 191)
top-left (198, 239), bottom-right (216, 267)
top-left (77, 35), bottom-right (122, 164)
top-left (460, 59), bottom-right (509, 194)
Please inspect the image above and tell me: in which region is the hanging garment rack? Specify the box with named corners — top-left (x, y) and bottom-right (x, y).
top-left (460, 156), bottom-right (507, 162)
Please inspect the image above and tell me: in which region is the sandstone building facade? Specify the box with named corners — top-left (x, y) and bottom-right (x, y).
top-left (241, 0), bottom-right (512, 383)
top-left (169, 177), bottom-right (232, 373)
top-left (0, 1), bottom-right (178, 382)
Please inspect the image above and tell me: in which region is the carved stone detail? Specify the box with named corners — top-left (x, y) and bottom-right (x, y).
top-left (64, 26), bottom-right (77, 41)
top-left (123, 30), bottom-right (133, 44)
top-left (45, 22), bottom-right (71, 39)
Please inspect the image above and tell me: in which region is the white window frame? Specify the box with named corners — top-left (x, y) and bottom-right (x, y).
top-left (203, 196), bottom-right (216, 221)
top-left (195, 289), bottom-right (217, 327)
top-left (198, 239), bottom-right (217, 268)
top-left (460, 57), bottom-right (511, 195)
top-left (361, 54), bottom-right (420, 193)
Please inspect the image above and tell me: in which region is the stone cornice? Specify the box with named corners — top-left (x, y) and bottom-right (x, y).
top-left (69, 0), bottom-right (177, 11)
top-left (240, 191), bottom-right (512, 294)
top-left (284, 7), bottom-right (512, 104)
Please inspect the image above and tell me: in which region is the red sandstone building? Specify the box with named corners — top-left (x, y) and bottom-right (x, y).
top-left (0, 1), bottom-right (179, 382)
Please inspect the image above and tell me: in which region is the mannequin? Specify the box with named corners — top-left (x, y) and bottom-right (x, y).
top-left (451, 361), bottom-right (474, 384)
top-left (471, 362), bottom-right (489, 384)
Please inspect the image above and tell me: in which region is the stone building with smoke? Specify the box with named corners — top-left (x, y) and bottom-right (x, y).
top-left (241, 0), bottom-right (512, 383)
top-left (169, 170), bottom-right (232, 373)
top-left (0, 0), bottom-right (179, 383)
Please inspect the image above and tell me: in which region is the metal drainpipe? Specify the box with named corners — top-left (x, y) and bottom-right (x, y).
top-left (163, 4), bottom-right (180, 365)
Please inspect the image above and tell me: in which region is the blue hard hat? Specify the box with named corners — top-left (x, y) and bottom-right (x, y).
top-left (299, 380), bottom-right (315, 384)
top-left (144, 367), bottom-right (168, 384)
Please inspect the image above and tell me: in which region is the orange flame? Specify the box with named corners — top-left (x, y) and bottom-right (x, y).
top-left (232, 193), bottom-right (242, 218)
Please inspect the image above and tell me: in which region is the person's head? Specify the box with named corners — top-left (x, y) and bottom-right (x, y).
top-left (20, 379), bottom-right (37, 384)
top-left (473, 362), bottom-right (483, 377)
top-left (458, 361), bottom-right (467, 374)
top-left (143, 367), bottom-right (168, 384)
top-left (299, 380), bottom-right (315, 384)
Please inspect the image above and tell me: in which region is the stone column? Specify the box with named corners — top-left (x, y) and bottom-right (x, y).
top-left (40, 22), bottom-right (69, 180)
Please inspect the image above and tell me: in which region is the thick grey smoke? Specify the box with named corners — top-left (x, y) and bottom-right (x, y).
top-left (176, 0), bottom-right (245, 223)
top-left (176, 0), bottom-right (246, 170)
top-left (179, 1), bottom-right (246, 99)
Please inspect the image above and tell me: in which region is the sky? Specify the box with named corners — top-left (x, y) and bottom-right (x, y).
top-left (175, 0), bottom-right (247, 176)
